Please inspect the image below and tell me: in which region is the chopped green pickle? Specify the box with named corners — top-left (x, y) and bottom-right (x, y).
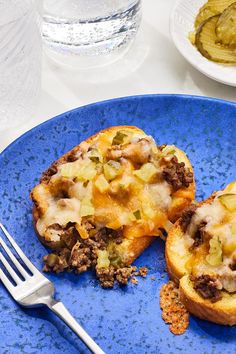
top-left (112, 131), bottom-right (128, 145)
top-left (95, 174), bottom-right (109, 193)
top-left (133, 210), bottom-right (141, 220)
top-left (206, 235), bottom-right (222, 266)
top-left (88, 148), bottom-right (103, 163)
top-left (103, 160), bottom-right (122, 181)
top-left (133, 163), bottom-right (157, 183)
top-left (161, 145), bottom-right (176, 157)
top-left (96, 250), bottom-right (110, 269)
top-left (80, 198), bottom-right (95, 217)
top-left (47, 254), bottom-right (59, 267)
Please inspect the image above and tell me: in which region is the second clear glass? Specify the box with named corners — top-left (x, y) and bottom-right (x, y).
top-left (42, 0), bottom-right (142, 61)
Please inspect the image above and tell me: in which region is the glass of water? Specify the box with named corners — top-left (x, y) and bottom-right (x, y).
top-left (42, 0), bottom-right (142, 65)
top-left (0, 0), bottom-right (42, 131)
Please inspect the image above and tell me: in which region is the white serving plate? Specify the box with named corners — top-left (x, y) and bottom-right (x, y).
top-left (170, 0), bottom-right (236, 87)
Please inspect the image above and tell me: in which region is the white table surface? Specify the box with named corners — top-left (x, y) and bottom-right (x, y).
top-left (1, 0), bottom-right (236, 153)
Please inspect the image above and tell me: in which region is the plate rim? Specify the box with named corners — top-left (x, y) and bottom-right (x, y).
top-left (170, 0), bottom-right (236, 87)
top-left (1, 93), bottom-right (236, 159)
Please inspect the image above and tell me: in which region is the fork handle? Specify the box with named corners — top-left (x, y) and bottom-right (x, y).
top-left (50, 301), bottom-right (105, 354)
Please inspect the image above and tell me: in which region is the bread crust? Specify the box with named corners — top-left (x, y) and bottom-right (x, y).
top-left (32, 125), bottom-right (195, 266)
top-left (180, 275), bottom-right (236, 326)
top-left (166, 184), bottom-right (236, 325)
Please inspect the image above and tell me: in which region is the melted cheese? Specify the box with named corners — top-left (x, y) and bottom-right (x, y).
top-left (33, 127), bottom-right (185, 241)
top-left (36, 198), bottom-right (81, 235)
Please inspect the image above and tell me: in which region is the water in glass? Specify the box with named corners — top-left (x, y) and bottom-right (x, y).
top-left (0, 0), bottom-right (42, 130)
top-left (42, 0), bottom-right (141, 59)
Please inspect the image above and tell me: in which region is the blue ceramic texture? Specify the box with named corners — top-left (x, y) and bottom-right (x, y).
top-left (0, 94), bottom-right (236, 354)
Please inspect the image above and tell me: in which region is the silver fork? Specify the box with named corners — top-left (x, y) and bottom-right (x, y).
top-left (0, 223), bottom-right (105, 354)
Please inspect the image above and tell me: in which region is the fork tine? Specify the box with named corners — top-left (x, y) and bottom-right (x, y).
top-left (0, 252), bottom-right (22, 284)
top-left (0, 268), bottom-right (15, 295)
top-left (0, 223), bottom-right (38, 276)
top-left (0, 236), bottom-right (30, 279)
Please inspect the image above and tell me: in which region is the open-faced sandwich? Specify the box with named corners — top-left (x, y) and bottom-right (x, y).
top-left (31, 126), bottom-right (195, 287)
top-left (166, 181), bottom-right (236, 325)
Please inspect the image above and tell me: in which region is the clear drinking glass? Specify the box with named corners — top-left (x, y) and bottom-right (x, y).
top-left (0, 0), bottom-right (41, 131)
top-left (42, 0), bottom-right (141, 62)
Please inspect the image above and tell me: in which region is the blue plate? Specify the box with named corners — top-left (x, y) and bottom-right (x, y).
top-left (0, 94), bottom-right (236, 354)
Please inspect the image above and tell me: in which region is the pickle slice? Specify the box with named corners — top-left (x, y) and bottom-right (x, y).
top-left (195, 15), bottom-right (236, 63)
top-left (216, 2), bottom-right (236, 47)
top-left (195, 5), bottom-right (219, 29)
top-left (195, 0), bottom-right (236, 29)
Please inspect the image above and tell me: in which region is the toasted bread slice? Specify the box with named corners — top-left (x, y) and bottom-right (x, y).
top-left (166, 181), bottom-right (236, 325)
top-left (179, 275), bottom-right (236, 325)
top-left (31, 125), bottom-right (195, 287)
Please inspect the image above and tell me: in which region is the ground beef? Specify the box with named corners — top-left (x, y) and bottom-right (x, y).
top-left (43, 226), bottom-right (130, 287)
top-left (60, 225), bottom-right (78, 249)
top-left (65, 150), bottom-right (80, 162)
top-left (191, 274), bottom-right (222, 302)
top-left (96, 266), bottom-right (115, 288)
top-left (190, 221), bottom-right (208, 250)
top-left (180, 205), bottom-right (197, 233)
top-left (162, 156), bottom-right (193, 191)
top-left (93, 227), bottom-right (123, 245)
top-left (40, 164), bottom-right (58, 183)
top-left (96, 266), bottom-right (133, 287)
top-left (138, 266), bottom-right (148, 277)
top-left (43, 248), bottom-right (71, 273)
top-left (115, 267), bottom-right (132, 285)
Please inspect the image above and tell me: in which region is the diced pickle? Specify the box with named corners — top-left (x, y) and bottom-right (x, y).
top-left (133, 163), bottom-right (157, 183)
top-left (216, 3), bottom-right (236, 47)
top-left (80, 198), bottom-right (95, 217)
top-left (206, 235), bottom-right (222, 266)
top-left (133, 210), bottom-right (141, 220)
top-left (61, 160), bottom-right (97, 181)
top-left (96, 250), bottom-right (110, 269)
top-left (112, 130), bottom-right (133, 145)
top-left (160, 145), bottom-right (176, 157)
top-left (88, 148), bottom-right (103, 163)
top-left (112, 131), bottom-right (128, 145)
top-left (95, 174), bottom-right (110, 193)
top-left (218, 193), bottom-right (236, 211)
top-left (76, 162), bottom-right (97, 181)
top-left (103, 160), bottom-right (122, 181)
top-left (47, 254), bottom-right (59, 267)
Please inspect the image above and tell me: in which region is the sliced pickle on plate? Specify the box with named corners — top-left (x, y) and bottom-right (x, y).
top-left (195, 0), bottom-right (235, 29)
top-left (216, 2), bottom-right (236, 47)
top-left (195, 15), bottom-right (236, 63)
top-left (195, 5), bottom-right (219, 29)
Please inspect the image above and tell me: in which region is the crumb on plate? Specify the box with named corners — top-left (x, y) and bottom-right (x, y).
top-left (160, 281), bottom-right (189, 335)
